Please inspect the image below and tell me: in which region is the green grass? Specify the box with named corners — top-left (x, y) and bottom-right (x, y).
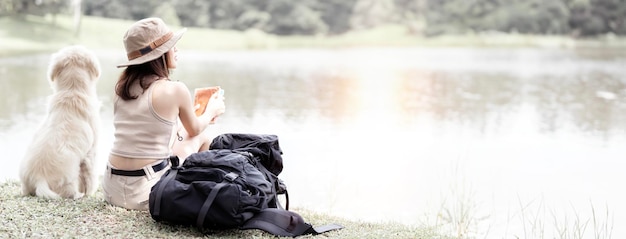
top-left (0, 181), bottom-right (445, 239)
top-left (2, 14), bottom-right (626, 57)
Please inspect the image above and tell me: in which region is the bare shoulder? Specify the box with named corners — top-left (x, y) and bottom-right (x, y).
top-left (155, 80), bottom-right (190, 98)
top-left (151, 80), bottom-right (191, 120)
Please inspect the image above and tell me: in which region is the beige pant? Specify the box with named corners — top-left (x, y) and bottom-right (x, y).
top-left (102, 160), bottom-right (170, 210)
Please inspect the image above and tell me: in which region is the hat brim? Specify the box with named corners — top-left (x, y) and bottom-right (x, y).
top-left (117, 28), bottom-right (187, 68)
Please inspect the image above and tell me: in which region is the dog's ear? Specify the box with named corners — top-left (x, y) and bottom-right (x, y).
top-left (75, 46), bottom-right (101, 81)
top-left (47, 59), bottom-right (60, 83)
top-left (47, 50), bottom-right (69, 83)
top-left (87, 54), bottom-right (102, 80)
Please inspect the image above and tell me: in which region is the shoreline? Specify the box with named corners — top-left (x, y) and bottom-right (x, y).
top-left (2, 15), bottom-right (626, 58)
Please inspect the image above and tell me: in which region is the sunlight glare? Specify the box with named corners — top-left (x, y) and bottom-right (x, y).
top-left (352, 60), bottom-right (401, 127)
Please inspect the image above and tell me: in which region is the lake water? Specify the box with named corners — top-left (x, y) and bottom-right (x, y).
top-left (1, 47), bottom-right (625, 238)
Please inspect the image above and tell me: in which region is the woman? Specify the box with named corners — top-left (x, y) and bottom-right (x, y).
top-left (102, 18), bottom-right (225, 210)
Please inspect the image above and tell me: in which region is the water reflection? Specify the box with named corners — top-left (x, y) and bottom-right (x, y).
top-left (2, 48), bottom-right (625, 136)
top-left (398, 70), bottom-right (523, 133)
top-left (530, 72), bottom-right (626, 136)
top-left (0, 54), bottom-right (51, 127)
top-left (1, 47), bottom-right (625, 238)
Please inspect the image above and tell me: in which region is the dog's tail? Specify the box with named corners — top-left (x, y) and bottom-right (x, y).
top-left (35, 180), bottom-right (61, 199)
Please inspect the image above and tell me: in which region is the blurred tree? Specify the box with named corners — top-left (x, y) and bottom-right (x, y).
top-left (566, 0), bottom-right (626, 36)
top-left (126, 0), bottom-right (160, 20)
top-left (8, 0), bottom-right (69, 17)
top-left (316, 0), bottom-right (357, 35)
top-left (18, 0), bottom-right (622, 37)
top-left (424, 0), bottom-right (486, 35)
top-left (0, 0), bottom-right (16, 16)
top-left (72, 0), bottom-right (81, 36)
top-left (590, 0), bottom-right (626, 34)
top-left (173, 0), bottom-right (210, 27)
top-left (425, 0), bottom-right (570, 35)
top-left (394, 0), bottom-right (427, 35)
top-left (153, 2), bottom-right (180, 27)
top-left (236, 9), bottom-right (270, 30)
top-left (500, 0), bottom-right (570, 34)
top-left (350, 0), bottom-right (396, 30)
top-left (84, 0), bottom-right (132, 19)
top-left (207, 0), bottom-right (247, 29)
top-left (263, 0), bottom-right (328, 35)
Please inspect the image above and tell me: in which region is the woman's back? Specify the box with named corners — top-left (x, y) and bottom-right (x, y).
top-left (110, 76), bottom-right (177, 161)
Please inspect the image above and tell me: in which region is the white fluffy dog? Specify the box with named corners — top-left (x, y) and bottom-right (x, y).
top-left (19, 45), bottom-right (101, 199)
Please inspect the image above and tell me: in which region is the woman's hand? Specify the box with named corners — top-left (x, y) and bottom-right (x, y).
top-left (204, 90), bottom-right (225, 122)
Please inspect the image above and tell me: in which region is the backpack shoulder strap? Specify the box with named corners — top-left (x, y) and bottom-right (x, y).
top-left (196, 182), bottom-right (227, 228)
top-left (250, 158), bottom-right (290, 210)
top-left (152, 168), bottom-right (177, 217)
top-left (195, 172), bottom-right (238, 228)
top-left (241, 208), bottom-right (343, 237)
top-left (152, 156), bottom-right (180, 217)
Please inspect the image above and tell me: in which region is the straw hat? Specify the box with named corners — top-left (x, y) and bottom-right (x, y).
top-left (117, 18), bottom-right (186, 68)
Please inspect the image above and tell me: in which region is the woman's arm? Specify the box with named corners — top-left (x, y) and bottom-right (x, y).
top-left (172, 82), bottom-right (220, 137)
top-left (153, 80), bottom-right (224, 138)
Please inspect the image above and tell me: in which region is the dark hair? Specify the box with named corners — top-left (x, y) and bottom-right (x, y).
top-left (115, 54), bottom-right (170, 100)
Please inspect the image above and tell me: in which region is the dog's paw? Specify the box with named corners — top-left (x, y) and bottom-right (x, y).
top-left (72, 192), bottom-right (85, 199)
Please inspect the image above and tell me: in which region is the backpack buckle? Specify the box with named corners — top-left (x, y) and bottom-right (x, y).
top-left (224, 172), bottom-right (239, 182)
top-left (169, 155), bottom-right (180, 168)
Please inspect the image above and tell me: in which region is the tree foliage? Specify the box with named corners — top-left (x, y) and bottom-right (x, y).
top-left (1, 0), bottom-right (625, 37)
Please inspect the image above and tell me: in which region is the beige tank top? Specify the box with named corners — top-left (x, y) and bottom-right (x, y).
top-left (110, 77), bottom-right (177, 159)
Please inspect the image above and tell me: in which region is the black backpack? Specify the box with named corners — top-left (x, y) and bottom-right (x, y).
top-left (210, 133), bottom-right (288, 210)
top-left (149, 134), bottom-right (343, 236)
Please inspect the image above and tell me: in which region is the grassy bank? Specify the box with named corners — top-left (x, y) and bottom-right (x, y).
top-left (2, 14), bottom-right (626, 57)
top-left (0, 181), bottom-right (445, 238)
